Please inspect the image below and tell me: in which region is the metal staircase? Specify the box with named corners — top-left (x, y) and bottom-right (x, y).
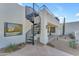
top-left (25, 4), bottom-right (53, 45)
top-left (25, 3), bottom-right (41, 45)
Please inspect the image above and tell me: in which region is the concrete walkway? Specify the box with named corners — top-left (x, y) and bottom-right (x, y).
top-left (7, 44), bottom-right (72, 56)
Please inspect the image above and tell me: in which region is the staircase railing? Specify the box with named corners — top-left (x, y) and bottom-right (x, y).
top-left (25, 3), bottom-right (41, 45)
top-left (25, 3), bottom-right (59, 45)
top-left (39, 5), bottom-right (59, 21)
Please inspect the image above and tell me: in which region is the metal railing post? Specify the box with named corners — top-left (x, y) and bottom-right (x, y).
top-left (32, 3), bottom-right (35, 45)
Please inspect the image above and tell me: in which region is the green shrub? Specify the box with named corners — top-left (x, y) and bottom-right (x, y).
top-left (69, 40), bottom-right (77, 49)
top-left (4, 44), bottom-right (17, 53)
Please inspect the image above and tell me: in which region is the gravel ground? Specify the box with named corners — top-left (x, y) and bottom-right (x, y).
top-left (48, 37), bottom-right (79, 56)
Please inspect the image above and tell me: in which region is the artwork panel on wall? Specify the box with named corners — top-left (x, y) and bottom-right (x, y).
top-left (4, 22), bottom-right (23, 37)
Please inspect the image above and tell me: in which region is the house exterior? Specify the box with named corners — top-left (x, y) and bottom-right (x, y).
top-left (0, 3), bottom-right (32, 48)
top-left (58, 21), bottom-right (79, 43)
top-left (39, 8), bottom-right (59, 44)
top-left (0, 3), bottom-right (60, 48)
top-left (58, 21), bottom-right (79, 35)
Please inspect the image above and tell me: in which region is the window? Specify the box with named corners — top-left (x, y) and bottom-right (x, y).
top-left (50, 27), bottom-right (55, 33)
top-left (4, 22), bottom-right (22, 37)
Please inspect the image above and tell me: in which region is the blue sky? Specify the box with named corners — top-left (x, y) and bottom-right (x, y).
top-left (19, 3), bottom-right (79, 23)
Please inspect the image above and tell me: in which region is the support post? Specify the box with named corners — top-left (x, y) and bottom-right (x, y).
top-left (40, 10), bottom-right (48, 44)
top-left (62, 17), bottom-right (65, 35)
top-left (32, 3), bottom-right (35, 45)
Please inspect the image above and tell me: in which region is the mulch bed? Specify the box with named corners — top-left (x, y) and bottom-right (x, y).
top-left (0, 43), bottom-right (26, 53)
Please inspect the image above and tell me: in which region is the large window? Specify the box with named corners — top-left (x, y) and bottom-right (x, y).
top-left (4, 22), bottom-right (23, 37)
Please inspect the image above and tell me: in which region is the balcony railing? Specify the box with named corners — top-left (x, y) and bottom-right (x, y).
top-left (55, 17), bottom-right (60, 21)
top-left (39, 4), bottom-right (60, 22)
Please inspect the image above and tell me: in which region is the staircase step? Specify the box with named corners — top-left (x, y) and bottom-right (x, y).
top-left (34, 24), bottom-right (38, 25)
top-left (26, 42), bottom-right (32, 44)
top-left (30, 21), bottom-right (34, 23)
top-left (26, 39), bottom-right (32, 42)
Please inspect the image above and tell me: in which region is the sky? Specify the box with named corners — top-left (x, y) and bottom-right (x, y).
top-left (19, 3), bottom-right (79, 23)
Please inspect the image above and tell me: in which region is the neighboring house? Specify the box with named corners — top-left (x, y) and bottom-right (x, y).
top-left (58, 21), bottom-right (79, 43)
top-left (59, 21), bottom-right (79, 35)
top-left (0, 3), bottom-right (60, 48)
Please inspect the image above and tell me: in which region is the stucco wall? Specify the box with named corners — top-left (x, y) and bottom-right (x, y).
top-left (39, 9), bottom-right (48, 44)
top-left (0, 3), bottom-right (32, 48)
top-left (43, 9), bottom-right (59, 26)
top-left (0, 4), bottom-right (61, 47)
top-left (39, 9), bottom-right (60, 35)
top-left (58, 21), bottom-right (79, 35)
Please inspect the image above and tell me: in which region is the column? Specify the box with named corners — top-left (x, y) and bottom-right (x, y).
top-left (39, 10), bottom-right (48, 44)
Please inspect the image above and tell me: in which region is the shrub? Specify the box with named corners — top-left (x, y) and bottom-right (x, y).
top-left (69, 40), bottom-right (77, 49)
top-left (4, 44), bottom-right (17, 53)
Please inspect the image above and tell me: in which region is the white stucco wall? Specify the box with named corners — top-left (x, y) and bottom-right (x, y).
top-left (0, 3), bottom-right (32, 48)
top-left (40, 9), bottom-right (60, 36)
top-left (39, 9), bottom-right (48, 44)
top-left (58, 21), bottom-right (79, 35)
top-left (63, 22), bottom-right (79, 43)
top-left (43, 9), bottom-right (59, 26)
top-left (39, 8), bottom-right (60, 44)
